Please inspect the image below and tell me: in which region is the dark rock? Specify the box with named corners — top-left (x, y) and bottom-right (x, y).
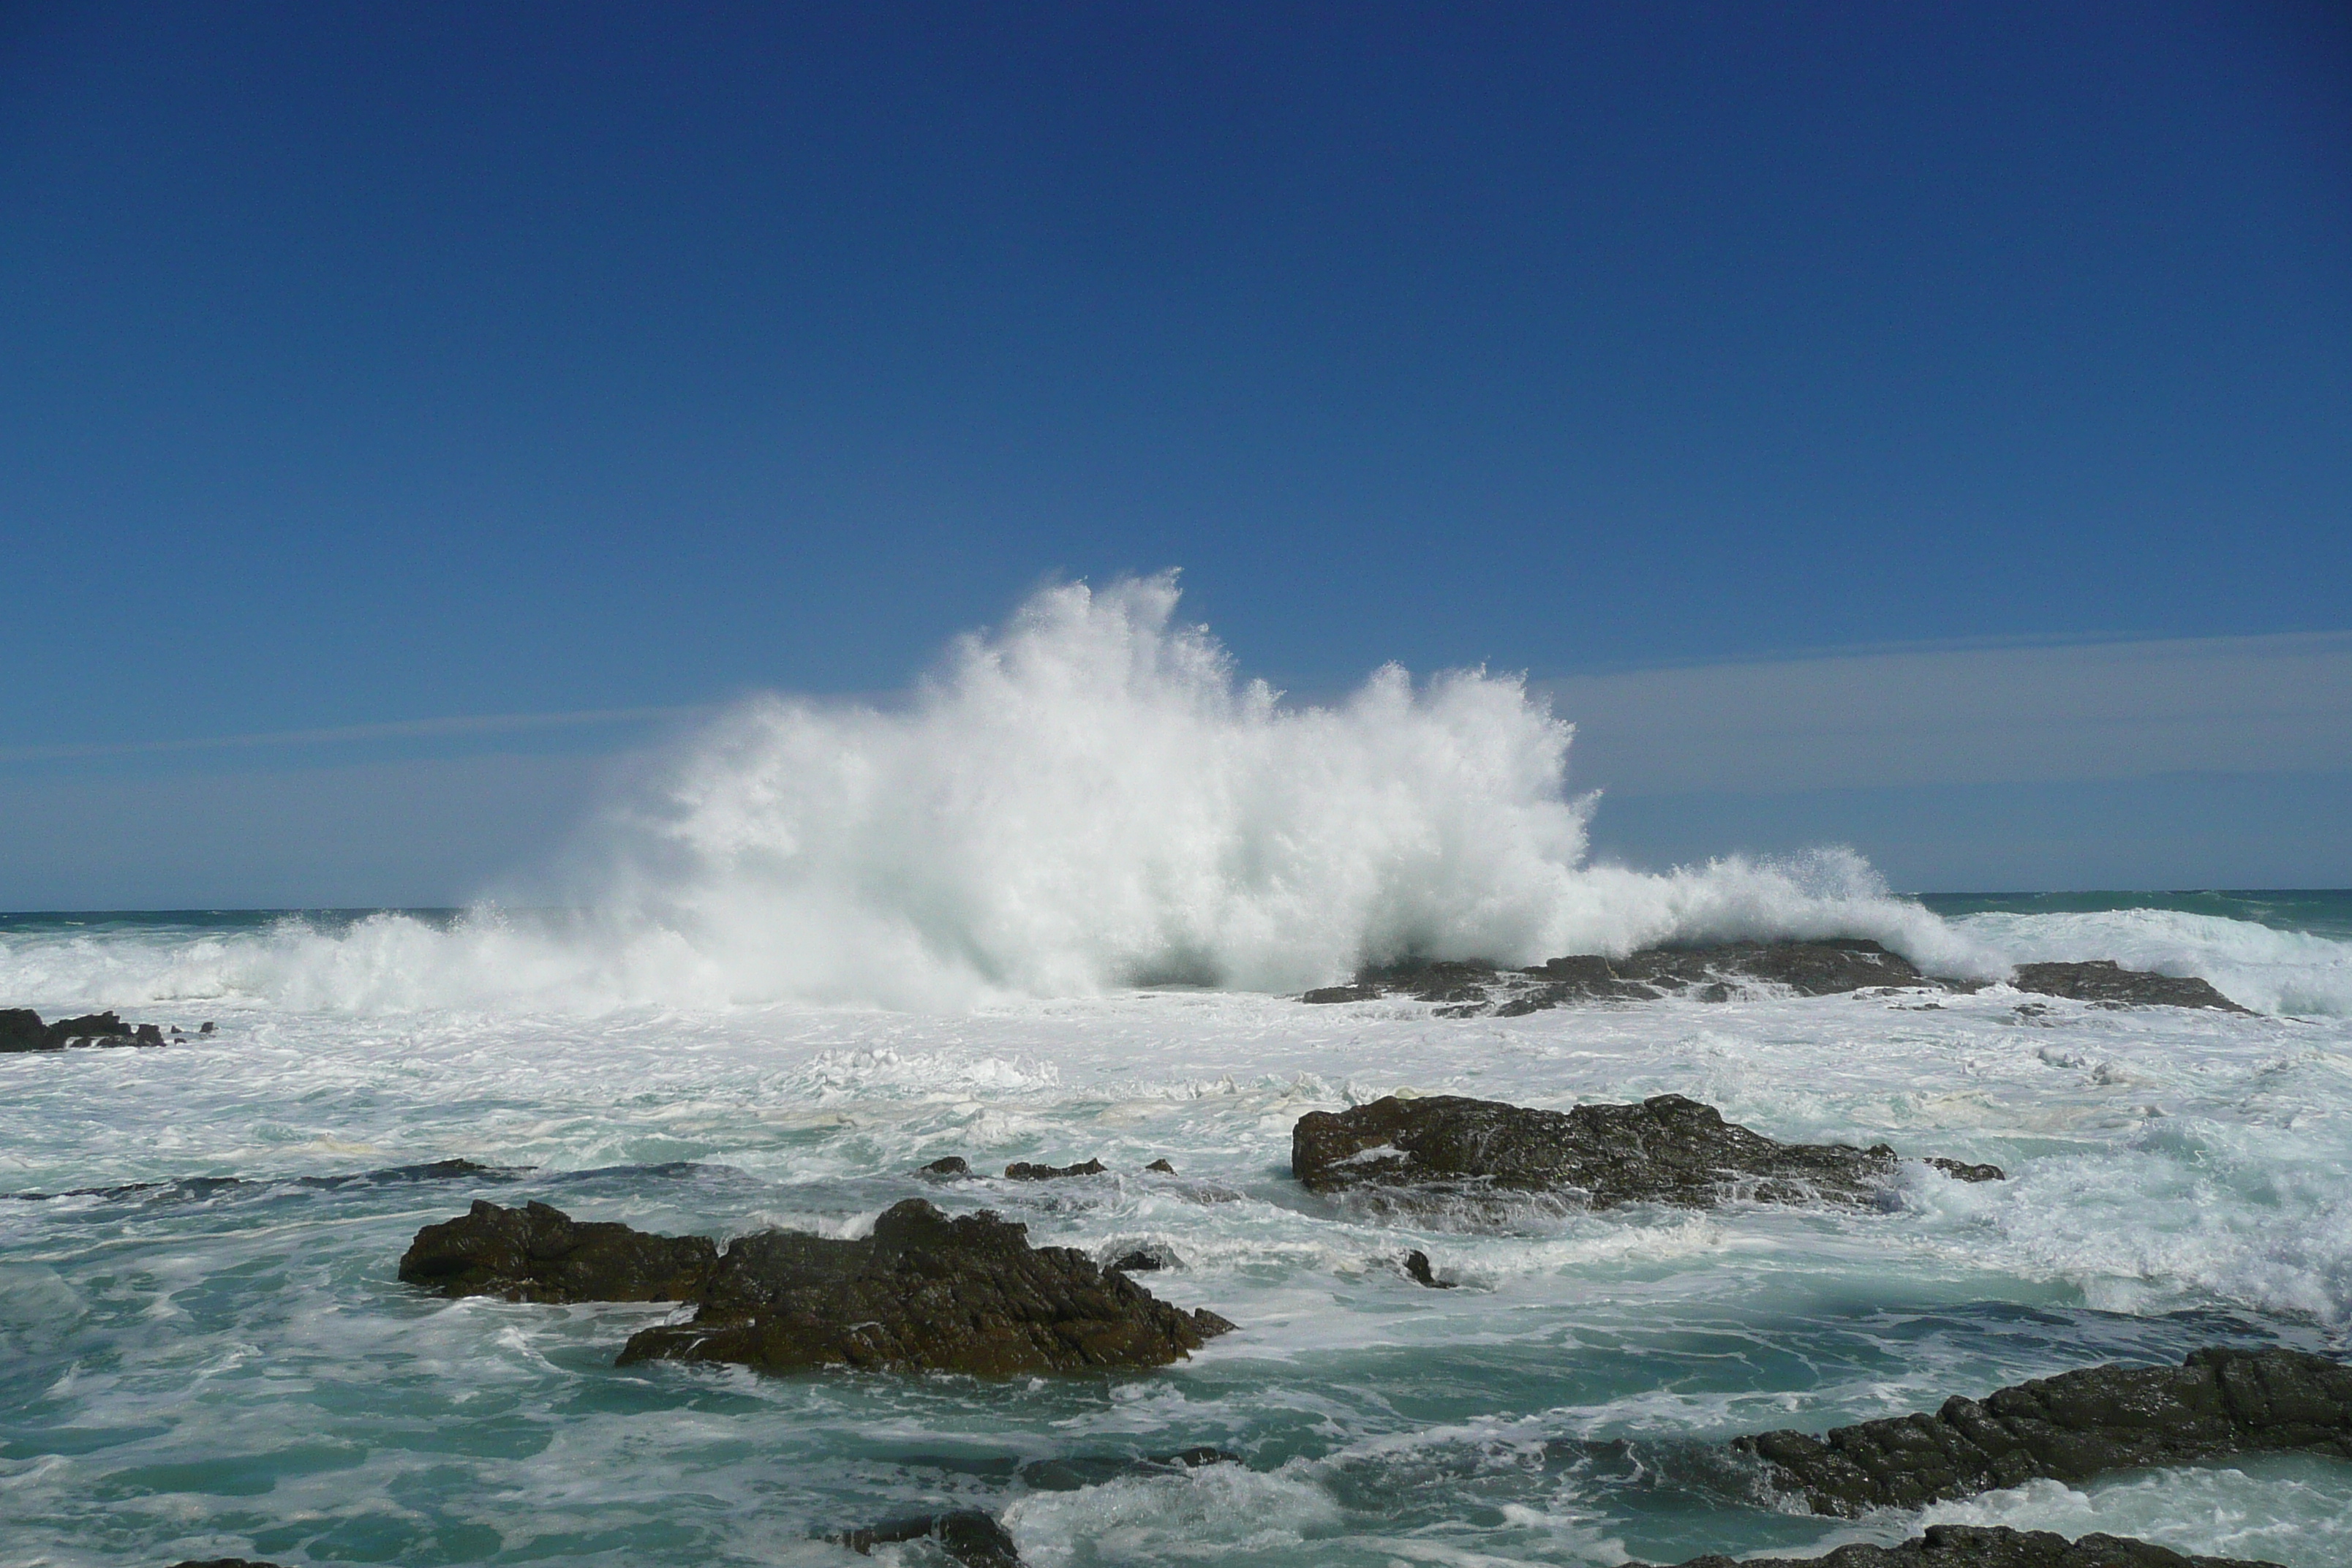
top-left (1106, 1240), bottom-right (1182, 1272)
top-left (1018, 1446), bottom-right (1243, 1490)
top-left (1731, 1346), bottom-right (2352, 1516)
top-left (170, 1560), bottom-right (290, 1568)
top-left (50, 1010), bottom-right (132, 1042)
top-left (1145, 1158), bottom-right (1177, 1174)
top-left (923, 1156), bottom-right (973, 1177)
top-left (1302, 982), bottom-right (1386, 1003)
top-left (1320, 941), bottom-right (1969, 1017)
top-left (1294, 1093), bottom-right (1996, 1210)
top-left (834, 1509), bottom-right (1022, 1567)
top-left (615, 1198), bottom-right (1232, 1376)
top-left (1004, 1158), bottom-right (1107, 1180)
top-left (132, 1022), bottom-right (167, 1047)
top-left (1926, 1156), bottom-right (2007, 1183)
top-left (199, 1021), bottom-right (216, 1033)
top-left (396, 1199), bottom-right (717, 1303)
top-left (1401, 1249), bottom-right (1455, 1288)
top-left (0, 1009), bottom-right (57, 1052)
top-left (1640, 1523), bottom-right (2282, 1567)
top-left (2010, 961), bottom-right (2250, 1014)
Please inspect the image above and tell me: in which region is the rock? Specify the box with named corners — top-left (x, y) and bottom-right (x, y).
top-left (1294, 1093), bottom-right (1996, 1210)
top-left (1145, 1158), bottom-right (1177, 1174)
top-left (1104, 1240), bottom-right (1182, 1272)
top-left (2010, 961), bottom-right (2250, 1013)
top-left (1311, 941), bottom-right (1971, 1017)
top-left (1730, 1346), bottom-right (2352, 1516)
top-left (396, 1199), bottom-right (717, 1303)
top-left (0, 1009), bottom-right (56, 1052)
top-left (1301, 982), bottom-right (1385, 1003)
top-left (199, 1021), bottom-right (216, 1033)
top-left (1401, 1249), bottom-right (1454, 1288)
top-left (615, 1198), bottom-right (1233, 1376)
top-left (47, 1010), bottom-right (133, 1044)
top-left (832, 1510), bottom-right (1022, 1567)
top-left (170, 1560), bottom-right (290, 1568)
top-left (1639, 1523), bottom-right (2282, 1567)
top-left (1017, 1446), bottom-right (1241, 1490)
top-left (133, 1022), bottom-right (166, 1046)
top-left (1004, 1158), bottom-right (1107, 1180)
top-left (1926, 1156), bottom-right (2006, 1183)
top-left (922, 1156), bottom-right (973, 1177)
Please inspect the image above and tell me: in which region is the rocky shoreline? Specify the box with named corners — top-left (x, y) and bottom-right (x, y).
top-left (1301, 940), bottom-right (2251, 1016)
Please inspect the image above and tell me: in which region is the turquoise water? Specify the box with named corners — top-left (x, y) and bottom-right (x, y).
top-left (3, 899), bottom-right (2351, 1566)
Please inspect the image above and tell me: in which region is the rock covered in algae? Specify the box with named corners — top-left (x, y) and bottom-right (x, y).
top-left (1292, 1093), bottom-right (2000, 1209)
top-left (1731, 1346), bottom-right (2352, 1515)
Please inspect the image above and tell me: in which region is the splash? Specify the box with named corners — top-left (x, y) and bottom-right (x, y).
top-left (581, 573), bottom-right (1975, 1005)
top-left (0, 576), bottom-right (1986, 1012)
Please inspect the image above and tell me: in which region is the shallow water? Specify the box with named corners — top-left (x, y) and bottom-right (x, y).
top-left (4, 901), bottom-right (2351, 1567)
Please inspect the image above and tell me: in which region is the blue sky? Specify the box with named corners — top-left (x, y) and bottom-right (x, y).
top-left (4, 1), bottom-right (2348, 905)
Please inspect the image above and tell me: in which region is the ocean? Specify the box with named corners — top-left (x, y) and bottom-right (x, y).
top-left (4, 582), bottom-right (2349, 1567)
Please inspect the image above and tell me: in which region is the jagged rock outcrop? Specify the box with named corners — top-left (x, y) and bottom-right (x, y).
top-left (2009, 961), bottom-right (2249, 1013)
top-left (1732, 1346), bottom-right (2352, 1516)
top-left (833, 1509), bottom-right (1022, 1567)
top-left (1643, 1524), bottom-right (2281, 1567)
top-left (396, 1198), bottom-right (717, 1303)
top-left (1292, 1093), bottom-right (2001, 1209)
top-left (616, 1198), bottom-right (1232, 1376)
top-left (1, 1007), bottom-right (159, 1051)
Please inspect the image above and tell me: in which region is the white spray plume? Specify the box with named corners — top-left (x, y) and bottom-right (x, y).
top-left (0, 573), bottom-right (1993, 1014)
top-left (584, 573), bottom-right (1980, 1006)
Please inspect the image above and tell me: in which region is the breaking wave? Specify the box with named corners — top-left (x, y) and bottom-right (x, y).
top-left (4, 576), bottom-right (1988, 1011)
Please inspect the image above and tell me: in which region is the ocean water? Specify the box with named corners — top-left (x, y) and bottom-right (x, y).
top-left (4, 581), bottom-right (2350, 1567)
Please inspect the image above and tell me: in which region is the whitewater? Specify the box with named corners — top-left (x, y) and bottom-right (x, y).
top-left (3, 578), bottom-right (2349, 1567)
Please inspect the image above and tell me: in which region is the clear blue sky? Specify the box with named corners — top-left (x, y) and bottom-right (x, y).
top-left (4, 1), bottom-right (2348, 904)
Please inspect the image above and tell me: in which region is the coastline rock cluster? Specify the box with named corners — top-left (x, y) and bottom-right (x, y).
top-left (1, 1008), bottom-right (206, 1051)
top-left (1300, 940), bottom-right (2248, 1016)
top-left (1293, 1092), bottom-right (2003, 1210)
top-left (399, 1196), bottom-right (1232, 1376)
top-left (1732, 1346), bottom-right (2352, 1515)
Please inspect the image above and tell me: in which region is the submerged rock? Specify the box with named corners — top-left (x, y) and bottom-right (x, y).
top-left (1731, 1346), bottom-right (2352, 1516)
top-left (1643, 1524), bottom-right (2281, 1567)
top-left (2010, 961), bottom-right (2250, 1013)
top-left (170, 1560), bottom-right (290, 1568)
top-left (396, 1199), bottom-right (717, 1303)
top-left (1004, 1157), bottom-right (1107, 1180)
top-left (611, 1199), bottom-right (1232, 1376)
top-left (1293, 1093), bottom-right (1999, 1210)
top-left (833, 1509), bottom-right (1022, 1567)
top-left (1401, 1249), bottom-right (1455, 1288)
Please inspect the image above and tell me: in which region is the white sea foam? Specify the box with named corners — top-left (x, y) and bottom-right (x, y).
top-left (1957, 906), bottom-right (2352, 1016)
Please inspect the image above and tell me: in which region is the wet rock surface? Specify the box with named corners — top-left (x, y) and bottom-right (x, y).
top-left (1294, 1093), bottom-right (1999, 1209)
top-left (1732, 1346), bottom-right (2352, 1516)
top-left (1004, 1157), bottom-right (1107, 1180)
top-left (1643, 1524), bottom-right (2282, 1567)
top-left (2009, 961), bottom-right (2251, 1013)
top-left (833, 1509), bottom-right (1022, 1567)
top-left (169, 1560), bottom-right (290, 1568)
top-left (1, 1007), bottom-right (170, 1051)
top-left (615, 1197), bottom-right (1232, 1376)
top-left (1296, 941), bottom-right (2253, 1017)
top-left (396, 1198), bottom-right (718, 1303)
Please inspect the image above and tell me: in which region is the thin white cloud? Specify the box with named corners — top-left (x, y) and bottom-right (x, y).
top-left (1538, 630), bottom-right (2352, 795)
